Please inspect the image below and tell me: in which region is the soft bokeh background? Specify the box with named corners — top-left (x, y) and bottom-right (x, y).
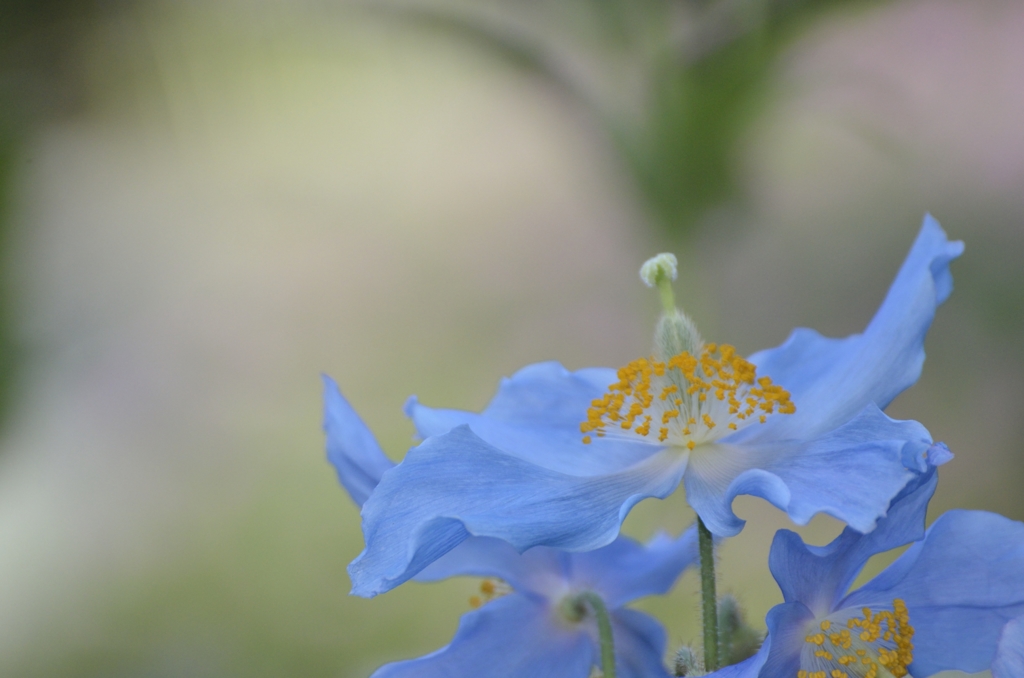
top-left (0, 0), bottom-right (1021, 676)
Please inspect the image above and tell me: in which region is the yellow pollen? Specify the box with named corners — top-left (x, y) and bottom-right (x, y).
top-left (580, 345), bottom-right (795, 447)
top-left (799, 600), bottom-right (914, 678)
top-left (468, 578), bottom-right (511, 609)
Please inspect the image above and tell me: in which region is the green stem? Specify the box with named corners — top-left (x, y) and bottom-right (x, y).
top-left (698, 517), bottom-right (719, 671)
top-left (579, 591), bottom-right (616, 678)
top-left (657, 276), bottom-right (676, 314)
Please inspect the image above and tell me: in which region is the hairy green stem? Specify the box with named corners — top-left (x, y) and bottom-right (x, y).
top-left (578, 591), bottom-right (616, 678)
top-left (698, 517), bottom-right (719, 671)
top-left (657, 275), bottom-right (676, 314)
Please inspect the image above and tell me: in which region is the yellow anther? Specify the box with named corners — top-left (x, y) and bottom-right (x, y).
top-left (470, 578), bottom-right (511, 610)
top-left (799, 600), bottom-right (914, 678)
top-left (581, 345), bottom-right (794, 447)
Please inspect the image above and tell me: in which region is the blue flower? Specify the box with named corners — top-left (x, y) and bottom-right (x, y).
top-left (348, 216), bottom-right (962, 597)
top-left (324, 377), bottom-right (700, 678)
top-left (709, 469), bottom-right (1024, 678)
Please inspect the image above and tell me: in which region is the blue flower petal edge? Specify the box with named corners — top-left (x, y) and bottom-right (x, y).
top-left (993, 616), bottom-right (1024, 678)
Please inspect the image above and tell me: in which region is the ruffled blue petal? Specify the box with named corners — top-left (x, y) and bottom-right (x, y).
top-left (567, 526), bottom-right (699, 608)
top-left (683, 404), bottom-right (929, 536)
top-left (747, 215), bottom-right (963, 441)
top-left (405, 362), bottom-right (655, 475)
top-left (993, 616), bottom-right (1024, 678)
top-left (370, 594), bottom-right (594, 678)
top-left (767, 468), bottom-right (936, 616)
top-left (323, 375), bottom-right (395, 507)
top-left (349, 426), bottom-right (688, 597)
top-left (611, 608), bottom-right (672, 678)
top-left (843, 510), bottom-right (1024, 675)
top-left (324, 376), bottom-right (541, 587)
top-left (759, 602), bottom-right (815, 678)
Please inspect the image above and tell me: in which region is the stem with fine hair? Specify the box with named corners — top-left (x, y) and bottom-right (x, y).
top-left (698, 517), bottom-right (720, 671)
top-left (578, 591), bottom-right (616, 678)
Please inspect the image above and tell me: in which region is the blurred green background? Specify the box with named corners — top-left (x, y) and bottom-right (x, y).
top-left (0, 0), bottom-right (1021, 676)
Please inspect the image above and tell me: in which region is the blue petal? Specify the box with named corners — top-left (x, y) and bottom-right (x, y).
top-left (683, 404), bottom-right (928, 536)
top-left (767, 469), bottom-right (936, 617)
top-left (411, 537), bottom-right (563, 594)
top-left (993, 616), bottom-right (1024, 678)
top-left (748, 215), bottom-right (963, 441)
top-left (611, 608), bottom-right (672, 678)
top-left (759, 602), bottom-right (816, 678)
top-left (324, 377), bottom-right (560, 588)
top-left (349, 426), bottom-right (687, 597)
top-left (567, 526), bottom-right (699, 607)
top-left (704, 642), bottom-right (769, 678)
top-left (370, 594), bottom-right (594, 678)
top-left (323, 375), bottom-right (395, 507)
top-left (405, 362), bottom-right (656, 475)
top-left (421, 528), bottom-right (698, 605)
top-left (843, 510), bottom-right (1024, 675)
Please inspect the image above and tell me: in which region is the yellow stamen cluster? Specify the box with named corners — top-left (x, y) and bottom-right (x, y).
top-left (580, 344), bottom-right (795, 447)
top-left (468, 578), bottom-right (511, 609)
top-left (798, 600), bottom-right (914, 678)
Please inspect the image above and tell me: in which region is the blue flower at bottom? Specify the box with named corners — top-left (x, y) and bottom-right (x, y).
top-left (324, 376), bottom-right (700, 678)
top-left (993, 616), bottom-right (1024, 678)
top-left (708, 469), bottom-right (1024, 678)
top-left (348, 216), bottom-right (961, 597)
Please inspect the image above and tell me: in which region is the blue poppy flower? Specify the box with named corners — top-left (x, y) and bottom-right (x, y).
top-left (347, 215), bottom-right (961, 597)
top-left (707, 469), bottom-right (1024, 678)
top-left (324, 376), bottom-right (700, 678)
